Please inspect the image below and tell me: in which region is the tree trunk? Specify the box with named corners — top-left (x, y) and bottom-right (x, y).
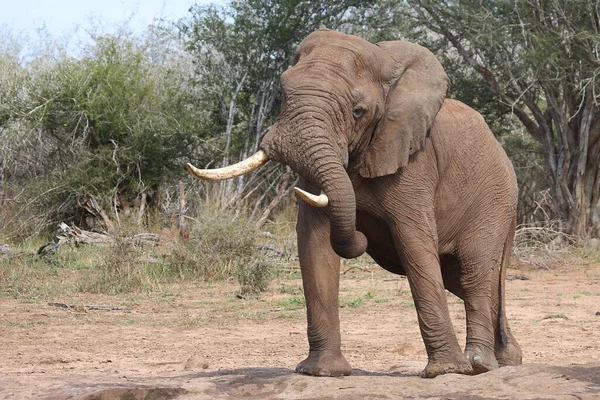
top-left (411, 1), bottom-right (600, 237)
top-left (221, 72), bottom-right (248, 203)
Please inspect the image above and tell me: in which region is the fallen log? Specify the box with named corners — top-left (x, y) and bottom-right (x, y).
top-left (56, 223), bottom-right (160, 246)
top-left (57, 223), bottom-right (111, 246)
top-left (47, 302), bottom-right (131, 311)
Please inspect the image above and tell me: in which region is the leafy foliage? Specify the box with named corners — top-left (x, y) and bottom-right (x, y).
top-left (1, 26), bottom-right (209, 236)
top-left (408, 0), bottom-right (600, 235)
top-left (2, 0), bottom-right (598, 242)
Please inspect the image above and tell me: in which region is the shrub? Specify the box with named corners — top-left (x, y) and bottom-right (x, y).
top-left (164, 207), bottom-right (274, 293)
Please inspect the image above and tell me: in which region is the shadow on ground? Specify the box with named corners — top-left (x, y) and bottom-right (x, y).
top-left (33, 363), bottom-right (599, 400)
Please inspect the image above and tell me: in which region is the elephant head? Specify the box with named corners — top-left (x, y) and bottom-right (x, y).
top-left (187, 29), bottom-right (448, 259)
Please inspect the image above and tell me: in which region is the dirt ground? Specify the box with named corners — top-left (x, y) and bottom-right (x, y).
top-left (1, 260), bottom-right (599, 399)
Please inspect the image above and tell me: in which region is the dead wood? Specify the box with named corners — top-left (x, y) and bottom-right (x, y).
top-left (342, 265), bottom-right (372, 275)
top-left (256, 244), bottom-right (295, 259)
top-left (47, 302), bottom-right (131, 311)
top-left (57, 222), bottom-right (160, 247)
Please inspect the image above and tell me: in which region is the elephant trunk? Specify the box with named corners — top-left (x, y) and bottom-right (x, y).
top-left (314, 161), bottom-right (368, 259)
top-left (261, 126), bottom-right (367, 259)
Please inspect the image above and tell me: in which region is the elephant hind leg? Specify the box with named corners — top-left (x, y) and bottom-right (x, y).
top-left (393, 232), bottom-right (472, 378)
top-left (454, 256), bottom-right (499, 375)
top-left (493, 217), bottom-right (523, 366)
top-left (441, 252), bottom-right (521, 371)
top-left (441, 244), bottom-right (500, 375)
top-left (494, 314), bottom-right (522, 367)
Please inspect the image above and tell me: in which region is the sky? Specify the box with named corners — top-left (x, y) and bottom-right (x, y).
top-left (0, 0), bottom-right (223, 44)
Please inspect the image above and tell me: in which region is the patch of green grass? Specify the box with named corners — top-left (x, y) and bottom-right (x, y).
top-left (234, 309), bottom-right (270, 320)
top-left (0, 255), bottom-right (64, 299)
top-left (183, 316), bottom-right (207, 327)
top-left (576, 291), bottom-right (598, 296)
top-left (116, 318), bottom-right (138, 324)
top-left (374, 298), bottom-right (389, 304)
top-left (342, 296), bottom-right (364, 308)
top-left (277, 295), bottom-right (306, 310)
top-left (276, 310), bottom-right (299, 319)
top-left (279, 284), bottom-right (303, 295)
top-left (193, 300), bottom-right (216, 306)
top-left (542, 313), bottom-right (569, 320)
top-left (400, 301), bottom-right (415, 308)
top-left (1, 208), bottom-right (279, 298)
top-left (6, 320), bottom-right (49, 327)
top-left (278, 270), bottom-right (302, 280)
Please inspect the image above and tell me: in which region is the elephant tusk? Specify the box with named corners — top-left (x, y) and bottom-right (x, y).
top-left (293, 187), bottom-right (329, 208)
top-left (186, 150), bottom-right (269, 181)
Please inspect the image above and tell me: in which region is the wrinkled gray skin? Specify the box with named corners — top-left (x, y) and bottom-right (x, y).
top-left (259, 29), bottom-right (522, 378)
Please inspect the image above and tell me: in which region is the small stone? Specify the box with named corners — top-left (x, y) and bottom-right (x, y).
top-left (391, 345), bottom-right (417, 356)
top-left (595, 311), bottom-right (600, 316)
top-left (585, 238), bottom-right (600, 250)
top-left (184, 355), bottom-right (209, 371)
top-left (0, 244), bottom-right (9, 259)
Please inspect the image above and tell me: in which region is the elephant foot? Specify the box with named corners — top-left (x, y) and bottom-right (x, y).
top-left (295, 351), bottom-right (352, 377)
top-left (495, 340), bottom-right (523, 367)
top-left (421, 345), bottom-right (473, 378)
top-left (421, 354), bottom-right (473, 378)
top-left (465, 344), bottom-right (499, 375)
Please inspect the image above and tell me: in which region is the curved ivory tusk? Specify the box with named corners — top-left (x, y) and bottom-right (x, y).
top-left (293, 187), bottom-right (329, 208)
top-left (186, 150), bottom-right (269, 181)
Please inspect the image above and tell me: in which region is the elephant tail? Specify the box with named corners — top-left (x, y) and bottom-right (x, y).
top-left (497, 214), bottom-right (516, 348)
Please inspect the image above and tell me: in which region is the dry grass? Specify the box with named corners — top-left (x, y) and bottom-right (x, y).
top-left (513, 221), bottom-right (600, 269)
top-left (0, 207), bottom-right (283, 298)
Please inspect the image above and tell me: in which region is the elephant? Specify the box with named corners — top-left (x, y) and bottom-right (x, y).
top-left (187, 29), bottom-right (522, 378)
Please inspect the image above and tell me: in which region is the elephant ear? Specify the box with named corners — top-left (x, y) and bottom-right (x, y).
top-left (359, 41), bottom-right (449, 178)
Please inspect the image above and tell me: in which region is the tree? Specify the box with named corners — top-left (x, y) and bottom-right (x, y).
top-left (178, 0), bottom-right (375, 209)
top-left (408, 0), bottom-right (600, 236)
top-left (0, 25), bottom-right (208, 235)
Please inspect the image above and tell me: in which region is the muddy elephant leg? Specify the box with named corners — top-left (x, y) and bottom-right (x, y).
top-left (440, 256), bottom-right (497, 373)
top-left (456, 255), bottom-right (499, 374)
top-left (491, 268), bottom-right (522, 367)
top-left (489, 241), bottom-right (523, 367)
top-left (294, 182), bottom-right (351, 377)
top-left (394, 226), bottom-right (473, 378)
top-left (441, 253), bottom-right (521, 371)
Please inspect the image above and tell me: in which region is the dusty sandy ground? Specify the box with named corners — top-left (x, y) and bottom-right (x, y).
top-left (1, 261), bottom-right (599, 399)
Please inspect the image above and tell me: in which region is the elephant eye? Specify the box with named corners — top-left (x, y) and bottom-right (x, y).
top-left (352, 106), bottom-right (366, 119)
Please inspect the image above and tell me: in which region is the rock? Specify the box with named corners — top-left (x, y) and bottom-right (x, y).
top-left (584, 238), bottom-right (600, 250)
top-left (507, 274), bottom-right (530, 281)
top-left (596, 311), bottom-right (600, 316)
top-left (48, 386), bottom-right (186, 400)
top-left (184, 355), bottom-right (209, 371)
top-left (0, 244), bottom-right (9, 259)
top-left (37, 242), bottom-right (58, 256)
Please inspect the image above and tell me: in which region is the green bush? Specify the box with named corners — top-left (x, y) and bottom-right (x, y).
top-left (165, 208), bottom-right (274, 293)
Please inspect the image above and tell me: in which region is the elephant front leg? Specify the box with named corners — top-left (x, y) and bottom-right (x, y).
top-left (295, 186), bottom-right (352, 377)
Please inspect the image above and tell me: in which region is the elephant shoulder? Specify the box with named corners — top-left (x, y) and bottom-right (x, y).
top-left (430, 99), bottom-right (508, 173)
top-left (430, 99), bottom-right (495, 148)
top-left (433, 99), bottom-right (487, 133)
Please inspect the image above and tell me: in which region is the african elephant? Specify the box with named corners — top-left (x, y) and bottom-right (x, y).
top-left (187, 29), bottom-right (522, 378)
